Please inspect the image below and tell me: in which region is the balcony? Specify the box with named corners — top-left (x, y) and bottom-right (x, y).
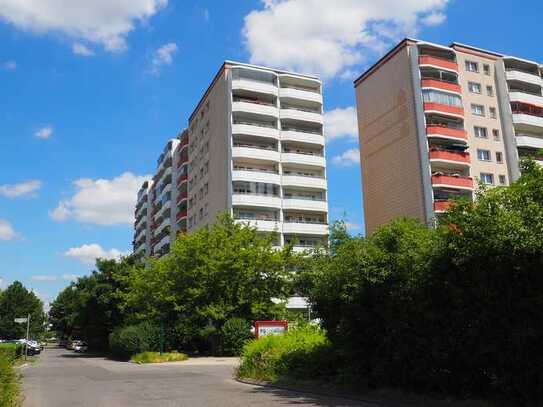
top-left (232, 193), bottom-right (282, 208)
top-left (421, 79), bottom-right (461, 94)
top-left (154, 200), bottom-right (171, 220)
top-left (424, 102), bottom-right (464, 118)
top-left (176, 154), bottom-right (188, 168)
top-left (426, 125), bottom-right (467, 141)
top-left (234, 219), bottom-right (281, 232)
top-left (280, 107), bottom-right (323, 125)
top-left (232, 145), bottom-right (280, 162)
top-left (154, 234), bottom-right (170, 251)
top-left (506, 69), bottom-right (542, 87)
top-left (282, 174), bottom-right (327, 189)
top-left (155, 217), bottom-right (171, 236)
top-left (509, 91), bottom-right (543, 107)
top-left (281, 152), bottom-right (325, 167)
top-left (176, 174), bottom-right (188, 187)
top-left (175, 208), bottom-right (188, 222)
top-left (512, 114), bottom-right (543, 131)
top-left (429, 148), bottom-right (470, 168)
top-left (156, 167), bottom-right (172, 188)
top-left (419, 55), bottom-right (458, 72)
top-left (232, 99), bottom-right (278, 118)
top-left (135, 228), bottom-right (146, 244)
top-left (281, 128), bottom-right (324, 146)
top-left (283, 222), bottom-right (328, 235)
top-left (433, 200), bottom-right (452, 213)
top-left (176, 191), bottom-right (188, 205)
top-left (282, 198), bottom-right (327, 212)
top-left (515, 135), bottom-right (543, 150)
top-left (232, 169), bottom-right (281, 185)
top-left (279, 86), bottom-right (322, 104)
top-left (232, 77), bottom-right (278, 96)
top-left (431, 174), bottom-right (473, 190)
top-left (232, 122), bottom-right (279, 140)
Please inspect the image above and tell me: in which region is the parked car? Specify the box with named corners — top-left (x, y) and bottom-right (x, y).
top-left (73, 341), bottom-right (88, 353)
top-left (59, 339), bottom-right (68, 348)
top-left (18, 339), bottom-right (41, 356)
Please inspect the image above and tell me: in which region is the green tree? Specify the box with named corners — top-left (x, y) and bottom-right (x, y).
top-left (0, 281), bottom-right (45, 339)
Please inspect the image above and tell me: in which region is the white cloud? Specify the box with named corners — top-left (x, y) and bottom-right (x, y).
top-left (0, 0), bottom-right (167, 52)
top-left (31, 275), bottom-right (57, 282)
top-left (62, 274), bottom-right (80, 281)
top-left (0, 277), bottom-right (6, 289)
top-left (35, 126), bottom-right (53, 139)
top-left (332, 148), bottom-right (361, 167)
top-left (421, 11), bottom-right (446, 26)
top-left (50, 172), bottom-right (149, 225)
top-left (346, 222), bottom-right (362, 231)
top-left (72, 42), bottom-right (95, 56)
top-left (149, 42), bottom-right (178, 74)
top-left (0, 219), bottom-right (17, 241)
top-left (243, 0), bottom-right (449, 78)
top-left (64, 244), bottom-right (126, 265)
top-left (0, 180), bottom-right (42, 198)
top-left (324, 106), bottom-right (358, 141)
top-left (3, 60), bottom-right (16, 70)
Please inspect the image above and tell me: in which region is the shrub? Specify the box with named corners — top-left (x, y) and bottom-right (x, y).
top-left (221, 318), bottom-right (252, 356)
top-left (131, 351), bottom-right (188, 364)
top-left (109, 322), bottom-right (161, 360)
top-left (238, 324), bottom-right (334, 382)
top-left (0, 343), bottom-right (23, 361)
top-left (0, 352), bottom-right (20, 407)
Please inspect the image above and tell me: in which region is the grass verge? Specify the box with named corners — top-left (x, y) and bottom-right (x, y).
top-left (130, 351), bottom-right (188, 364)
top-left (0, 353), bottom-right (21, 407)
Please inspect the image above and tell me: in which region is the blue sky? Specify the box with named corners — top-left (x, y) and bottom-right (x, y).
top-left (0, 0), bottom-right (541, 305)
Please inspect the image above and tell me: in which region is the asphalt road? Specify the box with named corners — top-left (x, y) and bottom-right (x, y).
top-left (21, 348), bottom-right (371, 407)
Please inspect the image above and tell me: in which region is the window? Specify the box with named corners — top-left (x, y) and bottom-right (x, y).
top-left (422, 89), bottom-right (462, 107)
top-left (496, 151), bottom-right (503, 163)
top-left (474, 126), bottom-right (488, 138)
top-left (499, 175), bottom-right (506, 185)
top-left (483, 64), bottom-right (491, 75)
top-left (486, 85), bottom-right (494, 97)
top-left (480, 173), bottom-right (494, 185)
top-left (471, 104), bottom-right (485, 116)
top-left (489, 107), bottom-right (497, 119)
top-left (468, 82), bottom-right (482, 94)
top-left (465, 60), bottom-right (479, 72)
top-left (492, 129), bottom-right (500, 141)
top-left (477, 149), bottom-right (491, 161)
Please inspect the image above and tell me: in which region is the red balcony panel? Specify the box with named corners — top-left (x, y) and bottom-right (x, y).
top-left (426, 126), bottom-right (467, 140)
top-left (419, 56), bottom-right (458, 72)
top-left (432, 175), bottom-right (473, 189)
top-left (176, 174), bottom-right (188, 186)
top-left (175, 208), bottom-right (188, 222)
top-left (429, 149), bottom-right (470, 163)
top-left (421, 79), bottom-right (461, 93)
top-left (181, 136), bottom-right (189, 147)
top-left (424, 102), bottom-right (464, 117)
top-left (433, 200), bottom-right (451, 212)
top-left (176, 191), bottom-right (188, 204)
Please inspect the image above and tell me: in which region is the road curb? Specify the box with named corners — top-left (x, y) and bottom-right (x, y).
top-left (235, 377), bottom-right (413, 406)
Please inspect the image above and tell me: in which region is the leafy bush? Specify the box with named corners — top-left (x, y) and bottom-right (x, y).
top-left (0, 343), bottom-right (23, 361)
top-left (306, 161), bottom-right (543, 402)
top-left (221, 318), bottom-right (252, 356)
top-left (0, 352), bottom-right (20, 407)
top-left (238, 324), bottom-right (334, 382)
top-left (109, 322), bottom-right (160, 359)
top-left (131, 351), bottom-right (188, 364)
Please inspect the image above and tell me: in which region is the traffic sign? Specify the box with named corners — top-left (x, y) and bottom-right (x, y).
top-left (14, 318), bottom-right (28, 323)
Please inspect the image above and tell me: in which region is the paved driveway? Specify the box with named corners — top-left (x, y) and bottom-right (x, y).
top-left (21, 348), bottom-right (370, 406)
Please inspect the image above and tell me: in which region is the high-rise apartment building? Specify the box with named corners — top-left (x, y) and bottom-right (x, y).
top-left (354, 39), bottom-right (543, 234)
top-left (134, 61), bottom-right (328, 257)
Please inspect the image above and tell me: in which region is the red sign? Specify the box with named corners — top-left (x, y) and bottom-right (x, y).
top-left (254, 320), bottom-right (288, 339)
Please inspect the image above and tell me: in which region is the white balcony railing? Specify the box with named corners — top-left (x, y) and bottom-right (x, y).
top-left (282, 222), bottom-right (328, 235)
top-left (154, 234), bottom-right (170, 250)
top-left (509, 91), bottom-right (543, 107)
top-left (280, 108), bottom-right (323, 124)
top-left (281, 174), bottom-right (327, 189)
top-left (232, 78), bottom-right (278, 96)
top-left (232, 169), bottom-right (281, 185)
top-left (232, 193), bottom-right (282, 208)
top-left (516, 134), bottom-right (543, 149)
top-left (282, 198), bottom-right (328, 212)
top-left (154, 200), bottom-right (171, 220)
top-left (232, 146), bottom-right (280, 162)
top-left (279, 87), bottom-right (322, 104)
top-left (232, 101), bottom-right (278, 118)
top-left (512, 114), bottom-right (543, 130)
top-left (281, 152), bottom-right (325, 167)
top-left (234, 219), bottom-right (281, 233)
top-left (231, 123), bottom-right (280, 140)
top-left (155, 217), bottom-right (171, 236)
top-left (506, 70), bottom-right (542, 87)
top-left (280, 129), bottom-right (324, 146)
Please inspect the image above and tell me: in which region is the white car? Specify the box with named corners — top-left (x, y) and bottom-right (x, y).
top-left (73, 342), bottom-right (88, 353)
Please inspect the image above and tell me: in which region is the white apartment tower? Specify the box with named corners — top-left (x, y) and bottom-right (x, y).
top-left (134, 61), bottom-right (329, 256)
